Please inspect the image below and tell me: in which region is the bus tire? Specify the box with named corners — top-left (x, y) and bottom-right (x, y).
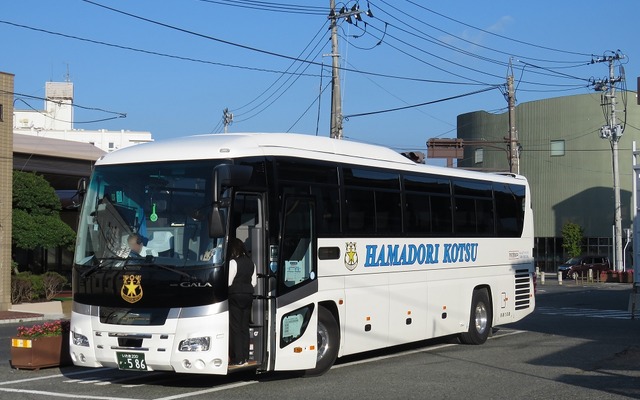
top-left (304, 306), bottom-right (339, 377)
top-left (459, 288), bottom-right (492, 345)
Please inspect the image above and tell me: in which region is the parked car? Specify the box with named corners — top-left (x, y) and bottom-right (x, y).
top-left (557, 255), bottom-right (611, 279)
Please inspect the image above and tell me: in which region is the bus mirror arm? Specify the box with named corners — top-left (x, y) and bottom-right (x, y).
top-left (208, 204), bottom-right (225, 238)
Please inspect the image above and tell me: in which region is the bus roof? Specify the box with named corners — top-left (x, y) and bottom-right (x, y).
top-left (97, 133), bottom-right (417, 166)
top-left (96, 132), bottom-right (526, 184)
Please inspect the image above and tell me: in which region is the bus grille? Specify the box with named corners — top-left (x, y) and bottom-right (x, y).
top-left (514, 269), bottom-right (532, 310)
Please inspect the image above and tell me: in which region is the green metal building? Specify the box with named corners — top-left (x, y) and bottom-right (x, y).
top-left (457, 92), bottom-right (640, 272)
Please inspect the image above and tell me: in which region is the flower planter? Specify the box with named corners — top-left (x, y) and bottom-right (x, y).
top-left (10, 333), bottom-right (72, 370)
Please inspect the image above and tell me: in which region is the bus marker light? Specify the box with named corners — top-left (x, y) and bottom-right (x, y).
top-left (366, 316), bottom-right (371, 321)
top-left (213, 358), bottom-right (222, 367)
top-left (294, 347), bottom-right (303, 353)
top-left (194, 359), bottom-right (205, 370)
top-left (310, 345), bottom-right (315, 351)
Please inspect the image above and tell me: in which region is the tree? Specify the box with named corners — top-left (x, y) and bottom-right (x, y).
top-left (562, 222), bottom-right (584, 258)
top-left (12, 171), bottom-right (76, 256)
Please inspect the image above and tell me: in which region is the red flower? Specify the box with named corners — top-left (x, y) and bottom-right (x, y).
top-left (16, 320), bottom-right (70, 339)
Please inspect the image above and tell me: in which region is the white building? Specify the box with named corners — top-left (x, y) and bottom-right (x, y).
top-left (13, 81), bottom-right (153, 152)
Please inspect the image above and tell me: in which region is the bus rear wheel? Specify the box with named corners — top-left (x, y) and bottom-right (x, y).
top-left (459, 288), bottom-right (492, 345)
top-left (304, 307), bottom-right (339, 377)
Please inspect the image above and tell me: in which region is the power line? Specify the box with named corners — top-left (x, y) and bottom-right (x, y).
top-left (374, 0), bottom-right (594, 65)
top-left (5, 89), bottom-right (127, 118)
top-left (0, 20), bottom-right (319, 78)
top-left (232, 20), bottom-right (329, 117)
top-left (344, 85), bottom-right (499, 118)
top-left (77, 1), bottom-right (496, 85)
top-left (197, 0), bottom-right (328, 15)
top-left (12, 98), bottom-right (124, 124)
top-left (401, 0), bottom-right (595, 57)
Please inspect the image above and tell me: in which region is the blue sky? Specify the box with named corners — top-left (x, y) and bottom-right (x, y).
top-left (2, 0), bottom-right (638, 163)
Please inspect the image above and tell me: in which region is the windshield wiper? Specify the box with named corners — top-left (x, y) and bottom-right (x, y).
top-left (143, 261), bottom-right (201, 281)
top-left (79, 255), bottom-right (202, 282)
top-left (79, 256), bottom-right (128, 278)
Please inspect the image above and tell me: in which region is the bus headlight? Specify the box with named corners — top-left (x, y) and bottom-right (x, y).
top-left (72, 331), bottom-right (90, 347)
top-left (178, 337), bottom-right (210, 352)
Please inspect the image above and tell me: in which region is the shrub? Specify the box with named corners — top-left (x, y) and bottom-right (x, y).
top-left (11, 272), bottom-right (45, 303)
top-left (11, 273), bottom-right (34, 304)
top-left (42, 271), bottom-right (68, 301)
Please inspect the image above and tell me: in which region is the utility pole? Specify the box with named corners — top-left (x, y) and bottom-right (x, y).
top-left (507, 72), bottom-right (519, 174)
top-left (328, 0), bottom-right (342, 139)
top-left (327, 1), bottom-right (367, 139)
top-left (593, 52), bottom-right (625, 272)
top-left (223, 108), bottom-right (233, 133)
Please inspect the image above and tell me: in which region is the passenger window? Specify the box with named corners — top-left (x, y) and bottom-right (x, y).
top-left (280, 197), bottom-right (316, 291)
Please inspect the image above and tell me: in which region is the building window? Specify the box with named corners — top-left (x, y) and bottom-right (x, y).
top-left (550, 140), bottom-right (565, 156)
top-left (0, 104), bottom-right (3, 121)
top-left (108, 142), bottom-right (114, 150)
top-left (474, 148), bottom-right (484, 164)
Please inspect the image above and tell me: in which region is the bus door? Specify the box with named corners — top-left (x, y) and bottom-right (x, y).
top-left (232, 193), bottom-right (267, 367)
top-left (272, 196), bottom-right (318, 371)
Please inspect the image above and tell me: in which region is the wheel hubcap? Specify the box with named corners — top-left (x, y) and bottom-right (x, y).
top-left (317, 322), bottom-right (329, 361)
top-left (474, 303), bottom-right (488, 334)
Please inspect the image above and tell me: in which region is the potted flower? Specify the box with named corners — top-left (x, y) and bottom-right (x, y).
top-left (10, 319), bottom-right (72, 370)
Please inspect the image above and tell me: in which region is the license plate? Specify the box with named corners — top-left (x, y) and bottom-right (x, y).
top-left (117, 352), bottom-right (147, 371)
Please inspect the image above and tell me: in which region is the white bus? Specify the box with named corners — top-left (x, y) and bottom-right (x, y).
top-left (70, 133), bottom-right (535, 376)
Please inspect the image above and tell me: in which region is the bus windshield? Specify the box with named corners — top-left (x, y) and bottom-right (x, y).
top-left (75, 160), bottom-right (225, 270)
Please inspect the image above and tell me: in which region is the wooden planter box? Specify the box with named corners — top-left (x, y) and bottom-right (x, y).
top-left (10, 334), bottom-right (72, 370)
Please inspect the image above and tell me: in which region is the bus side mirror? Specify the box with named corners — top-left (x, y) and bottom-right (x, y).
top-left (212, 164), bottom-right (253, 203)
top-left (209, 164), bottom-right (253, 238)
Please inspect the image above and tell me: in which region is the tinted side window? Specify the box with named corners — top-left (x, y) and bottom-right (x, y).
top-left (276, 159), bottom-right (340, 235)
top-left (345, 189), bottom-right (402, 234)
top-left (403, 174), bottom-right (452, 235)
top-left (494, 182), bottom-right (525, 237)
top-left (277, 159), bottom-right (338, 184)
top-left (453, 180), bottom-right (494, 236)
top-left (345, 188), bottom-right (375, 233)
top-left (344, 168), bottom-right (399, 189)
top-left (343, 167), bottom-right (401, 235)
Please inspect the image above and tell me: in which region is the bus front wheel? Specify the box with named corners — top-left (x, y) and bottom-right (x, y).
top-left (459, 288), bottom-right (492, 345)
top-left (304, 307), bottom-right (339, 377)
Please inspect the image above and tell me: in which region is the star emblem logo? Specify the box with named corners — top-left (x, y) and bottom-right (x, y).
top-left (121, 274), bottom-right (143, 303)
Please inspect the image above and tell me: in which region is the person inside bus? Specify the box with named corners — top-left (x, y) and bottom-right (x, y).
top-left (227, 237), bottom-right (257, 366)
top-left (127, 233), bottom-right (149, 257)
